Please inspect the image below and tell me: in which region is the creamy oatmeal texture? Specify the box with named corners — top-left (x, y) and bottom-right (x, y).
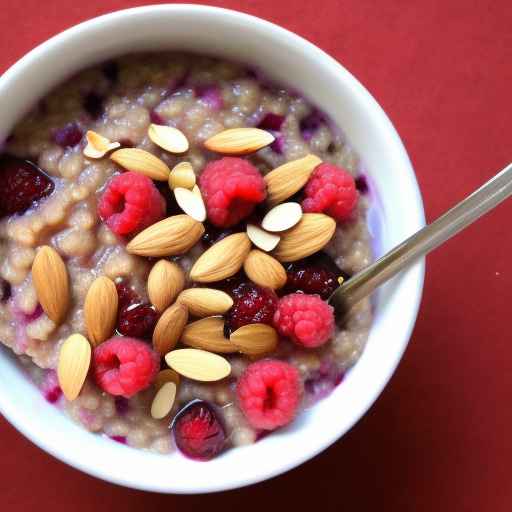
top-left (0, 53), bottom-right (372, 456)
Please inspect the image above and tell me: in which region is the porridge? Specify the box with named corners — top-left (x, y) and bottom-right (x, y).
top-left (0, 53), bottom-right (372, 459)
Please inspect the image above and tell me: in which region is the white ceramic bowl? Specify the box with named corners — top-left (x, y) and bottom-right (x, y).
top-left (0, 4), bottom-right (425, 493)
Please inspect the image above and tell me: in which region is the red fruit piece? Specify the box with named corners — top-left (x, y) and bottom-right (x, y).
top-left (173, 401), bottom-right (227, 460)
top-left (93, 336), bottom-right (160, 398)
top-left (302, 163), bottom-right (358, 222)
top-left (98, 171), bottom-right (166, 236)
top-left (117, 303), bottom-right (159, 340)
top-left (199, 157), bottom-right (266, 227)
top-left (53, 122), bottom-right (84, 147)
top-left (273, 293), bottom-right (334, 348)
top-left (0, 156), bottom-right (54, 218)
top-left (237, 359), bottom-right (301, 430)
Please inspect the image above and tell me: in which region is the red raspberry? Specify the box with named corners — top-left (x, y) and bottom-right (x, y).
top-left (98, 171), bottom-right (165, 236)
top-left (237, 359), bottom-right (301, 430)
top-left (199, 157), bottom-right (266, 227)
top-left (273, 293), bottom-right (334, 348)
top-left (92, 336), bottom-right (160, 398)
top-left (302, 163), bottom-right (358, 222)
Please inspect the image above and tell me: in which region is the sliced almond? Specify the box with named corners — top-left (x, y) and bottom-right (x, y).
top-left (204, 128), bottom-right (274, 155)
top-left (181, 317), bottom-right (237, 353)
top-left (151, 381), bottom-right (177, 419)
top-left (165, 348), bottom-right (231, 382)
top-left (177, 288), bottom-right (233, 317)
top-left (169, 162), bottom-right (196, 190)
top-left (32, 245), bottom-right (69, 325)
top-left (265, 154), bottom-right (322, 206)
top-left (126, 215), bottom-right (204, 257)
top-left (261, 202), bottom-right (303, 232)
top-left (148, 124), bottom-right (189, 154)
top-left (174, 187), bottom-right (207, 222)
top-left (246, 224), bottom-right (280, 252)
top-left (147, 260), bottom-right (185, 312)
top-left (83, 130), bottom-right (120, 159)
top-left (190, 232), bottom-right (251, 283)
top-left (154, 369), bottom-right (180, 390)
top-left (153, 303), bottom-right (189, 356)
top-left (110, 148), bottom-right (170, 181)
top-left (192, 185), bottom-right (202, 198)
top-left (84, 276), bottom-right (118, 347)
top-left (57, 333), bottom-right (91, 401)
top-left (243, 250), bottom-right (287, 289)
top-left (273, 213), bottom-right (336, 262)
top-left (230, 324), bottom-right (278, 356)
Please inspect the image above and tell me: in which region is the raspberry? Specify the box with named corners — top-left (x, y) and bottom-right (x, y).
top-left (173, 401), bottom-right (227, 460)
top-left (199, 157), bottom-right (266, 227)
top-left (237, 359), bottom-right (301, 430)
top-left (273, 293), bottom-right (334, 348)
top-left (0, 156), bottom-right (54, 218)
top-left (117, 303), bottom-right (159, 340)
top-left (302, 163), bottom-right (358, 222)
top-left (93, 336), bottom-right (160, 398)
top-left (53, 122), bottom-right (84, 147)
top-left (98, 171), bottom-right (166, 236)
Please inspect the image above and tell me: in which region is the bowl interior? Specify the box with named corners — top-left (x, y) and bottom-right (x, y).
top-left (0, 5), bottom-right (425, 493)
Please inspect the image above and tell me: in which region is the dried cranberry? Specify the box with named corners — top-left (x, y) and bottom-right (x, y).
top-left (150, 110), bottom-right (165, 125)
top-left (300, 110), bottom-right (325, 141)
top-left (117, 303), bottom-right (159, 340)
top-left (53, 122), bottom-right (83, 147)
top-left (355, 175), bottom-right (369, 194)
top-left (257, 113), bottom-right (284, 131)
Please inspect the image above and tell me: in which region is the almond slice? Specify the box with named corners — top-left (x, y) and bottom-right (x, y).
top-left (151, 381), bottom-right (177, 419)
top-left (57, 333), bottom-right (91, 401)
top-left (246, 224), bottom-right (280, 252)
top-left (261, 202), bottom-right (303, 232)
top-left (83, 130), bottom-right (120, 159)
top-left (243, 250), bottom-right (287, 289)
top-left (169, 162), bottom-right (196, 190)
top-left (84, 276), bottom-right (118, 347)
top-left (148, 124), bottom-right (189, 154)
top-left (204, 128), bottom-right (274, 155)
top-left (230, 324), bottom-right (278, 356)
top-left (174, 187), bottom-right (207, 222)
top-left (265, 154), bottom-right (322, 206)
top-left (147, 260), bottom-right (185, 312)
top-left (190, 232), bottom-right (251, 283)
top-left (110, 148), bottom-right (170, 181)
top-left (177, 288), bottom-right (233, 317)
top-left (165, 348), bottom-right (231, 382)
top-left (192, 185), bottom-right (202, 198)
top-left (32, 245), bottom-right (69, 325)
top-left (153, 303), bottom-right (189, 356)
top-left (126, 215), bottom-right (204, 257)
top-left (154, 369), bottom-right (181, 390)
top-left (181, 316), bottom-right (237, 353)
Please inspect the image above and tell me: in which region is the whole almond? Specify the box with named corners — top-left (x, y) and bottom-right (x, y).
top-left (83, 130), bottom-right (120, 159)
top-left (84, 276), bottom-right (118, 346)
top-left (165, 348), bottom-right (231, 382)
top-left (246, 224), bottom-right (280, 252)
top-left (273, 213), bottom-right (336, 262)
top-left (264, 154), bottom-right (322, 206)
top-left (57, 333), bottom-right (91, 401)
top-left (32, 245), bottom-right (69, 324)
top-left (110, 148), bottom-right (170, 181)
top-left (126, 215), bottom-right (204, 257)
top-left (261, 202), bottom-right (303, 232)
top-left (243, 250), bottom-right (287, 289)
top-left (147, 260), bottom-right (185, 312)
top-left (181, 317), bottom-right (237, 353)
top-left (169, 162), bottom-right (196, 190)
top-left (148, 124), bottom-right (189, 154)
top-left (151, 381), bottom-right (177, 419)
top-left (230, 323), bottom-right (279, 356)
top-left (154, 369), bottom-right (180, 390)
top-left (177, 288), bottom-right (233, 317)
top-left (190, 232), bottom-right (251, 283)
top-left (174, 187), bottom-right (207, 222)
top-left (204, 128), bottom-right (274, 155)
top-left (153, 302), bottom-right (189, 356)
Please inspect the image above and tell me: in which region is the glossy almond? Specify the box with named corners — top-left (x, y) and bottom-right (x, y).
top-left (243, 250), bottom-right (287, 289)
top-left (83, 130), bottom-right (120, 159)
top-left (152, 303), bottom-right (189, 356)
top-left (148, 124), bottom-right (189, 154)
top-left (230, 323), bottom-right (279, 356)
top-left (264, 154), bottom-right (322, 205)
top-left (169, 162), bottom-right (196, 190)
top-left (165, 348), bottom-right (231, 382)
top-left (189, 232), bottom-right (251, 283)
top-left (32, 245), bottom-right (69, 324)
top-left (126, 215), bottom-right (204, 257)
top-left (261, 202), bottom-right (303, 232)
top-left (110, 148), bottom-right (170, 181)
top-left (181, 317), bottom-right (237, 353)
top-left (273, 213), bottom-right (336, 262)
top-left (177, 288), bottom-right (233, 317)
top-left (147, 260), bottom-right (185, 312)
top-left (84, 276), bottom-right (118, 346)
top-left (57, 334), bottom-right (91, 401)
top-left (174, 187), bottom-right (206, 222)
top-left (154, 369), bottom-right (180, 390)
top-left (246, 224), bottom-right (280, 252)
top-left (151, 381), bottom-right (177, 419)
top-left (204, 128), bottom-right (274, 155)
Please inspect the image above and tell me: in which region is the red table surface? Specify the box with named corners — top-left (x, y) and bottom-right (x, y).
top-left (1, 0), bottom-right (511, 509)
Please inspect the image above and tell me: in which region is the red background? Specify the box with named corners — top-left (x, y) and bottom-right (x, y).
top-left (1, 1), bottom-right (511, 509)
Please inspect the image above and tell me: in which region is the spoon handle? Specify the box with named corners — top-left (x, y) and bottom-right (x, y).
top-left (330, 162), bottom-right (512, 314)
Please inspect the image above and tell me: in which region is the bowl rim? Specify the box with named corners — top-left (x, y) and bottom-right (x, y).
top-left (0, 4), bottom-right (425, 493)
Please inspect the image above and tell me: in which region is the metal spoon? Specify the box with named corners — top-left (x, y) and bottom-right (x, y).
top-left (330, 162), bottom-right (512, 316)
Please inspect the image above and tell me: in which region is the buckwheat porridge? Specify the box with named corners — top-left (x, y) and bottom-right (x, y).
top-left (0, 53), bottom-right (372, 459)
